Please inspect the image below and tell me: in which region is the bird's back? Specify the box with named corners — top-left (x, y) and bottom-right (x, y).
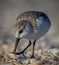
top-left (17, 11), bottom-right (48, 30)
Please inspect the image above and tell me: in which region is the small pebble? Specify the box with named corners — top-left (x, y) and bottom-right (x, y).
top-left (31, 61), bottom-right (42, 65)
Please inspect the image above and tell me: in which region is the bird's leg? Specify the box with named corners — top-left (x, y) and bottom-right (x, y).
top-left (31, 40), bottom-right (36, 58)
top-left (22, 40), bottom-right (31, 57)
top-left (12, 38), bottom-right (20, 53)
top-left (14, 40), bottom-right (31, 55)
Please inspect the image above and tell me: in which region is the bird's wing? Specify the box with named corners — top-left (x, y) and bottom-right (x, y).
top-left (16, 11), bottom-right (39, 30)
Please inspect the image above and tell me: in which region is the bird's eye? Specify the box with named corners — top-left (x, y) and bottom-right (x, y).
top-left (19, 29), bottom-right (23, 33)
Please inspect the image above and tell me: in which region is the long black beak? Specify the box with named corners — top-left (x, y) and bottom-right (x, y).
top-left (14, 38), bottom-right (21, 53)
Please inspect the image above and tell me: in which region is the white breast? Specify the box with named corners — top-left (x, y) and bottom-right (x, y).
top-left (23, 17), bottom-right (51, 39)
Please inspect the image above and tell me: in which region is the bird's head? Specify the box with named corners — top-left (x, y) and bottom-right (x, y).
top-left (12, 20), bottom-right (33, 38)
top-left (12, 20), bottom-right (27, 38)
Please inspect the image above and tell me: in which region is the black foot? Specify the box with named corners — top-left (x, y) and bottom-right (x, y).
top-left (11, 51), bottom-right (27, 59)
top-left (11, 51), bottom-right (26, 56)
top-left (31, 55), bottom-right (35, 58)
top-left (11, 51), bottom-right (23, 55)
top-left (22, 53), bottom-right (27, 59)
top-left (13, 51), bottom-right (24, 55)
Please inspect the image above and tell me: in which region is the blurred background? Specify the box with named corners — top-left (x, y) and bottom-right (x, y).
top-left (0, 0), bottom-right (59, 52)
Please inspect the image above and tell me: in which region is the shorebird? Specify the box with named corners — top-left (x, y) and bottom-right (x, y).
top-left (12, 11), bottom-right (51, 58)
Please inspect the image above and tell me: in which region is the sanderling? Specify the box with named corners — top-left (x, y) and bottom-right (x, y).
top-left (12, 11), bottom-right (51, 58)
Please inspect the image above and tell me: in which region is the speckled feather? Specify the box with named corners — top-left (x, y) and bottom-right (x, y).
top-left (16, 11), bottom-right (48, 30)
